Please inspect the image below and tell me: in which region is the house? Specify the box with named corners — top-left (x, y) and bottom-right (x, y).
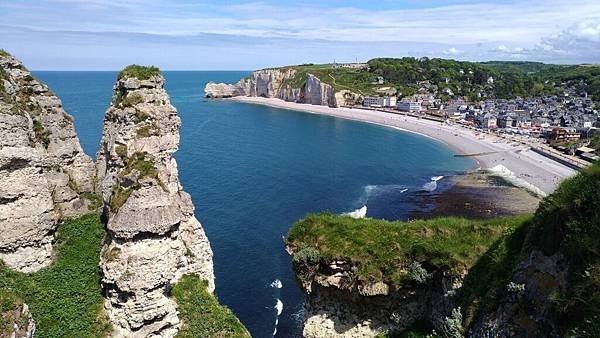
top-left (498, 114), bottom-right (515, 128)
top-left (481, 113), bottom-right (497, 129)
top-left (550, 127), bottom-right (581, 144)
top-left (397, 101), bottom-right (422, 112)
top-left (363, 96), bottom-right (396, 108)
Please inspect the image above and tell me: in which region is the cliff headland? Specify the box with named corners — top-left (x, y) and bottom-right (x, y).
top-left (0, 52), bottom-right (248, 338)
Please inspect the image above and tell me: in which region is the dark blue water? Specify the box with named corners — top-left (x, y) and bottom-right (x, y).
top-left (35, 71), bottom-right (475, 338)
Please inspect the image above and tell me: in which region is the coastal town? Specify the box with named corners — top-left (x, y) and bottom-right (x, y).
top-left (358, 79), bottom-right (600, 165)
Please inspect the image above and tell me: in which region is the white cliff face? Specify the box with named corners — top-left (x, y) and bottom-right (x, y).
top-left (0, 52), bottom-right (94, 272)
top-left (96, 72), bottom-right (214, 338)
top-left (204, 68), bottom-right (338, 107)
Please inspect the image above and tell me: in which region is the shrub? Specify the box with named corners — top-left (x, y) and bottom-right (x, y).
top-left (120, 92), bottom-right (144, 107)
top-left (118, 65), bottom-right (160, 80)
top-left (293, 246), bottom-right (321, 264)
top-left (32, 119), bottom-right (50, 148)
top-left (109, 185), bottom-right (133, 212)
top-left (134, 109), bottom-right (150, 123)
top-left (80, 192), bottom-right (102, 211)
top-left (115, 144), bottom-right (128, 159)
top-left (408, 261), bottom-right (429, 284)
top-left (441, 307), bottom-right (464, 338)
top-left (136, 123), bottom-right (160, 137)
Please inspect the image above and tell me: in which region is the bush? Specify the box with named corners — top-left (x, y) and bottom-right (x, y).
top-left (120, 92), bottom-right (144, 107)
top-left (118, 65), bottom-right (160, 80)
top-left (408, 261), bottom-right (429, 284)
top-left (293, 246), bottom-right (321, 264)
top-left (32, 119), bottom-right (50, 148)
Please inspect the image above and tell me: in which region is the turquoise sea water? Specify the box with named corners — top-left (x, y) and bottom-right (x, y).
top-left (34, 71), bottom-right (475, 338)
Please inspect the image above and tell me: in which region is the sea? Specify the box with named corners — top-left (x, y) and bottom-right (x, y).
top-left (34, 71), bottom-right (475, 338)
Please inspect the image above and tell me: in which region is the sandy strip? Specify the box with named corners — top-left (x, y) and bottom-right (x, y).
top-left (230, 96), bottom-right (577, 195)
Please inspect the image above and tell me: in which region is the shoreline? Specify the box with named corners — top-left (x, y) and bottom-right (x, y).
top-left (229, 96), bottom-right (577, 195)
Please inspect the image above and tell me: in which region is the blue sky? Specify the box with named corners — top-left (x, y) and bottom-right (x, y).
top-left (1, 0), bottom-right (599, 70)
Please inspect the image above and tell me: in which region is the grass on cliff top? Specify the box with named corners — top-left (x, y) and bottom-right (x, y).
top-left (0, 49), bottom-right (10, 57)
top-left (0, 213), bottom-right (111, 338)
top-left (279, 64), bottom-right (378, 95)
top-left (118, 64), bottom-right (160, 80)
top-left (172, 274), bottom-right (250, 338)
top-left (287, 213), bottom-right (530, 287)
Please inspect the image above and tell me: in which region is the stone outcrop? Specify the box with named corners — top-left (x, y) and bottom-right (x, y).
top-left (205, 68), bottom-right (338, 107)
top-left (96, 68), bottom-right (214, 337)
top-left (289, 255), bottom-right (458, 338)
top-left (1, 301), bottom-right (36, 338)
top-left (0, 52), bottom-right (94, 272)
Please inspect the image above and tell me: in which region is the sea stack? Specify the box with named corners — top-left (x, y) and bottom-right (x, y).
top-left (95, 65), bottom-right (214, 337)
top-left (0, 51), bottom-right (94, 272)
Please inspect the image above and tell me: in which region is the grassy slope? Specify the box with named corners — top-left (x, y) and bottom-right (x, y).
top-left (0, 213), bottom-right (250, 338)
top-left (287, 213), bottom-right (530, 287)
top-left (0, 214), bottom-right (111, 338)
top-left (172, 275), bottom-right (250, 338)
top-left (288, 161), bottom-right (600, 336)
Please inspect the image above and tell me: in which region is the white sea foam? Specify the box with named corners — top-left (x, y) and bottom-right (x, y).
top-left (270, 279), bottom-right (282, 289)
top-left (276, 299), bottom-right (283, 316)
top-left (422, 181), bottom-right (437, 192)
top-left (487, 164), bottom-right (547, 197)
top-left (431, 175), bottom-right (444, 182)
top-left (400, 188), bottom-right (408, 193)
top-left (343, 205), bottom-right (367, 219)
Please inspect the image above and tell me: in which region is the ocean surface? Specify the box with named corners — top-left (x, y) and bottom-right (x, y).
top-left (34, 71), bottom-right (475, 338)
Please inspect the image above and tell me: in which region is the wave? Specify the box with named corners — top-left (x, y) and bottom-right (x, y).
top-left (359, 184), bottom-right (408, 204)
top-left (271, 279), bottom-right (283, 336)
top-left (487, 164), bottom-right (547, 198)
top-left (270, 279), bottom-right (282, 289)
top-left (343, 205), bottom-right (367, 219)
top-left (273, 298), bottom-right (284, 336)
top-left (422, 175), bottom-right (444, 192)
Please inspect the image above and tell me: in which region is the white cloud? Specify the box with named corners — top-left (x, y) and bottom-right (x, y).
top-left (443, 47), bottom-right (462, 55)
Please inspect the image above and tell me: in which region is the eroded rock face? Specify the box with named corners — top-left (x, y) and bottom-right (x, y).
top-left (96, 72), bottom-right (214, 337)
top-left (204, 68), bottom-right (338, 107)
top-left (0, 52), bottom-right (94, 272)
top-left (292, 258), bottom-right (457, 338)
top-left (468, 249), bottom-right (568, 338)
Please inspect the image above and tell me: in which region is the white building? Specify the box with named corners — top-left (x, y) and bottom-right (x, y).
top-left (397, 101), bottom-right (422, 112)
top-left (363, 96), bottom-right (396, 107)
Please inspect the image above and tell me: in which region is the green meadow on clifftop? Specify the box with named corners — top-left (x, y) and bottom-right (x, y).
top-left (287, 160), bottom-right (600, 336)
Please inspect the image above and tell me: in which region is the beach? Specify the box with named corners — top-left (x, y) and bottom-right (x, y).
top-left (231, 96), bottom-right (577, 195)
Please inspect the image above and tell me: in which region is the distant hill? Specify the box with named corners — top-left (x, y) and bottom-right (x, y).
top-left (269, 58), bottom-right (600, 104)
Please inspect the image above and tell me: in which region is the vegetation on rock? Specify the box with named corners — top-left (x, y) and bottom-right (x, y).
top-left (172, 274), bottom-right (250, 338)
top-left (287, 213), bottom-right (530, 287)
top-left (0, 214), bottom-right (111, 338)
top-left (118, 64), bottom-right (160, 80)
top-left (32, 119), bottom-right (50, 148)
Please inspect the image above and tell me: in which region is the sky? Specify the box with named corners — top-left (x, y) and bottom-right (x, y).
top-left (1, 0), bottom-right (600, 70)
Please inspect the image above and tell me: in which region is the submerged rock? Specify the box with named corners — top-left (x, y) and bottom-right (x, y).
top-left (96, 66), bottom-right (214, 337)
top-left (0, 51), bottom-right (94, 272)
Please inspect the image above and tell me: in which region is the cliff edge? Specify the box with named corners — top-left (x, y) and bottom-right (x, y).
top-left (0, 50), bottom-right (94, 272)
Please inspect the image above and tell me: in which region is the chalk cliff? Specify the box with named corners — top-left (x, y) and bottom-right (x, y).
top-left (205, 68), bottom-right (338, 107)
top-left (0, 52), bottom-right (94, 272)
top-left (95, 66), bottom-right (214, 337)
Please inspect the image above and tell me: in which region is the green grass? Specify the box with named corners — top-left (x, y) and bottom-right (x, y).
top-left (287, 213), bottom-right (530, 287)
top-left (172, 274), bottom-right (250, 338)
top-left (136, 122), bottom-right (160, 137)
top-left (0, 49), bottom-right (9, 57)
top-left (118, 65), bottom-right (160, 80)
top-left (81, 192), bottom-right (103, 211)
top-left (109, 152), bottom-right (164, 211)
top-left (0, 214), bottom-right (111, 338)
